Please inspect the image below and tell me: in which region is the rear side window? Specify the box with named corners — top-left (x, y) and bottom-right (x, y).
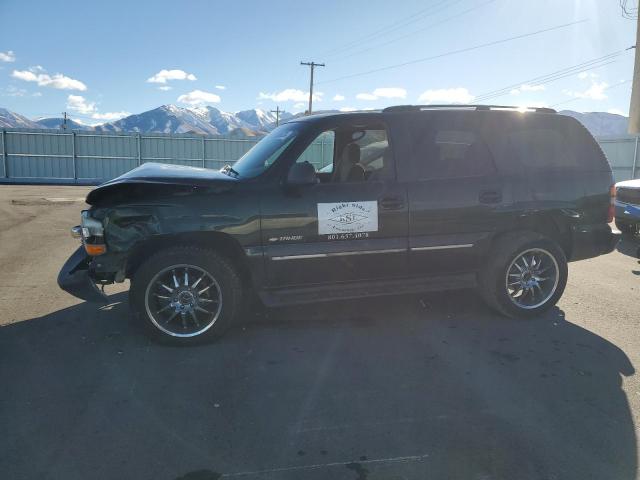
top-left (406, 113), bottom-right (497, 179)
top-left (507, 128), bottom-right (576, 170)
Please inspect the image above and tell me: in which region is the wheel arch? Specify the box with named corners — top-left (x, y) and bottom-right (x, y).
top-left (508, 212), bottom-right (572, 258)
top-left (125, 231), bottom-right (252, 287)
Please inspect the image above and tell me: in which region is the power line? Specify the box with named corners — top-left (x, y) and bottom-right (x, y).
top-left (332, 0), bottom-right (497, 62)
top-left (550, 79), bottom-right (631, 108)
top-left (318, 19), bottom-right (588, 85)
top-left (318, 0), bottom-right (457, 58)
top-left (476, 60), bottom-right (619, 103)
top-left (620, 0), bottom-right (638, 19)
top-left (473, 50), bottom-right (628, 103)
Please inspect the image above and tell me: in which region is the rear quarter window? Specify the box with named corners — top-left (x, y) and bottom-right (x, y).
top-left (508, 128), bottom-right (576, 170)
top-left (506, 116), bottom-right (609, 172)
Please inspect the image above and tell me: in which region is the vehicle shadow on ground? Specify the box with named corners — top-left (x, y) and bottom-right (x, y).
top-left (617, 235), bottom-right (640, 276)
top-left (0, 291), bottom-right (636, 480)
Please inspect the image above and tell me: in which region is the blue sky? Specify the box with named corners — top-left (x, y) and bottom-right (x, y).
top-left (0, 0), bottom-right (637, 123)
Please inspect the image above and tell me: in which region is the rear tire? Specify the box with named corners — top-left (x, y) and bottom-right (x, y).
top-left (479, 232), bottom-right (568, 318)
top-left (130, 246), bottom-right (242, 345)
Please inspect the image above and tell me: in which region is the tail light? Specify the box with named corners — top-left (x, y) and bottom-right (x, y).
top-left (607, 184), bottom-right (616, 223)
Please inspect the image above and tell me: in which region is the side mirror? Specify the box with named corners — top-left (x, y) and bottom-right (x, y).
top-left (286, 161), bottom-right (318, 186)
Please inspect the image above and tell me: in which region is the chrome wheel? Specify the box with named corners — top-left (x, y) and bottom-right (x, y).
top-left (505, 248), bottom-right (559, 310)
top-left (144, 264), bottom-right (222, 337)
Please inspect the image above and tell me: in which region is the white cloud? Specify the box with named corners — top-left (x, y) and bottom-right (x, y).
top-left (292, 102), bottom-right (307, 113)
top-left (147, 69), bottom-right (197, 84)
top-left (3, 86), bottom-right (26, 97)
top-left (12, 67), bottom-right (87, 91)
top-left (372, 87), bottom-right (406, 99)
top-left (66, 95), bottom-right (128, 121)
top-left (215, 85), bottom-right (226, 90)
top-left (158, 86), bottom-right (172, 91)
top-left (0, 50), bottom-right (16, 62)
top-left (607, 108), bottom-right (627, 116)
top-left (356, 87), bottom-right (407, 101)
top-left (417, 87), bottom-right (474, 104)
top-left (339, 106), bottom-right (357, 112)
top-left (177, 89), bottom-right (221, 105)
top-left (563, 81), bottom-right (608, 100)
top-left (509, 84), bottom-right (545, 96)
top-left (332, 94), bottom-right (345, 101)
top-left (578, 72), bottom-right (598, 80)
top-left (258, 88), bottom-right (323, 103)
top-left (91, 111), bottom-right (130, 121)
top-left (32, 92), bottom-right (42, 97)
top-left (67, 95), bottom-right (96, 115)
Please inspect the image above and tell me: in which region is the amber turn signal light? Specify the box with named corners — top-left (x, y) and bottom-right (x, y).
top-left (85, 244), bottom-right (107, 256)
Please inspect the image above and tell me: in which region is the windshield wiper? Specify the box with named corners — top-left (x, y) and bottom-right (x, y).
top-left (221, 164), bottom-right (240, 178)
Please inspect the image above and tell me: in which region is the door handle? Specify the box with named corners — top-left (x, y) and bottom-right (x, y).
top-left (479, 190), bottom-right (502, 204)
top-left (379, 196), bottom-right (404, 210)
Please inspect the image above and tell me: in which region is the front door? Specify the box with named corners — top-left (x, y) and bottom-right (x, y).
top-left (261, 122), bottom-right (408, 287)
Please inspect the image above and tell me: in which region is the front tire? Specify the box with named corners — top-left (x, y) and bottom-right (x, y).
top-left (479, 232), bottom-right (568, 318)
top-left (130, 246), bottom-right (242, 345)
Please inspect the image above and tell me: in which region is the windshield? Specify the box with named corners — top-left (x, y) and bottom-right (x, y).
top-left (229, 123), bottom-right (303, 178)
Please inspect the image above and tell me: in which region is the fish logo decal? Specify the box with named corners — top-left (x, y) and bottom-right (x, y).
top-left (317, 201), bottom-right (379, 235)
top-left (327, 212), bottom-right (368, 226)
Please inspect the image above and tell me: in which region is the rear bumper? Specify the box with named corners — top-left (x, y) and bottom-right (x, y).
top-left (569, 223), bottom-right (620, 261)
top-left (57, 246), bottom-right (108, 303)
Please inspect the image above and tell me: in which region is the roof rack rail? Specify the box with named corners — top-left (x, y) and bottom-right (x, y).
top-left (382, 104), bottom-right (557, 114)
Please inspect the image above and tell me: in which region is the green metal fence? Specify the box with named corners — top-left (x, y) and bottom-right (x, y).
top-left (0, 128), bottom-right (637, 184)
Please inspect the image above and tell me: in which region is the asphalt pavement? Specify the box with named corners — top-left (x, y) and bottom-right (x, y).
top-left (1, 185), bottom-right (639, 480)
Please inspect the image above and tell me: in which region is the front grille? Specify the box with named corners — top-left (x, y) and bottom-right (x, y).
top-left (617, 187), bottom-right (640, 205)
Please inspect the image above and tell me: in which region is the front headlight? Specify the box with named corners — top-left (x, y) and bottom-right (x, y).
top-left (77, 210), bottom-right (107, 255)
top-left (81, 210), bottom-right (105, 238)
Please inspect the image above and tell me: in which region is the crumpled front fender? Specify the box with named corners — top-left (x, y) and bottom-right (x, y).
top-left (57, 246), bottom-right (108, 303)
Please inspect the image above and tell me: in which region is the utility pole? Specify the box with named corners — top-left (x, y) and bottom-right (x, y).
top-left (61, 112), bottom-right (68, 131)
top-left (628, 11), bottom-right (640, 133)
top-left (300, 61), bottom-right (325, 115)
top-left (270, 106), bottom-right (282, 126)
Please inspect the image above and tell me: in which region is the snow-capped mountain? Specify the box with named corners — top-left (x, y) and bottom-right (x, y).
top-left (558, 110), bottom-right (630, 137)
top-left (236, 108), bottom-right (293, 131)
top-left (0, 107), bottom-right (42, 129)
top-left (36, 117), bottom-right (93, 131)
top-left (0, 105), bottom-right (633, 138)
top-left (92, 105), bottom-right (292, 136)
top-left (95, 105), bottom-right (222, 135)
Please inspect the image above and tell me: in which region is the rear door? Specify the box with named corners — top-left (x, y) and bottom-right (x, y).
top-left (396, 111), bottom-right (512, 276)
top-left (260, 119), bottom-right (409, 287)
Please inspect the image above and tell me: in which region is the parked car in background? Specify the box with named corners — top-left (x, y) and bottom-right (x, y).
top-left (58, 105), bottom-right (620, 345)
top-left (615, 179), bottom-right (640, 235)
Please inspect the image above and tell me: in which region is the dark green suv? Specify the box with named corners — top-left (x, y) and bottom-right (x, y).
top-left (58, 105), bottom-right (619, 344)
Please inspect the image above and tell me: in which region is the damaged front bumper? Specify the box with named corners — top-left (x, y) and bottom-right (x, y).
top-left (57, 246), bottom-right (108, 303)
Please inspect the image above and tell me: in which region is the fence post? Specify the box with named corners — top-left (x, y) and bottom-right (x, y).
top-left (137, 134), bottom-right (141, 166)
top-left (202, 136), bottom-right (206, 168)
top-left (71, 132), bottom-right (77, 181)
top-left (633, 136), bottom-right (639, 179)
top-left (2, 130), bottom-right (7, 178)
